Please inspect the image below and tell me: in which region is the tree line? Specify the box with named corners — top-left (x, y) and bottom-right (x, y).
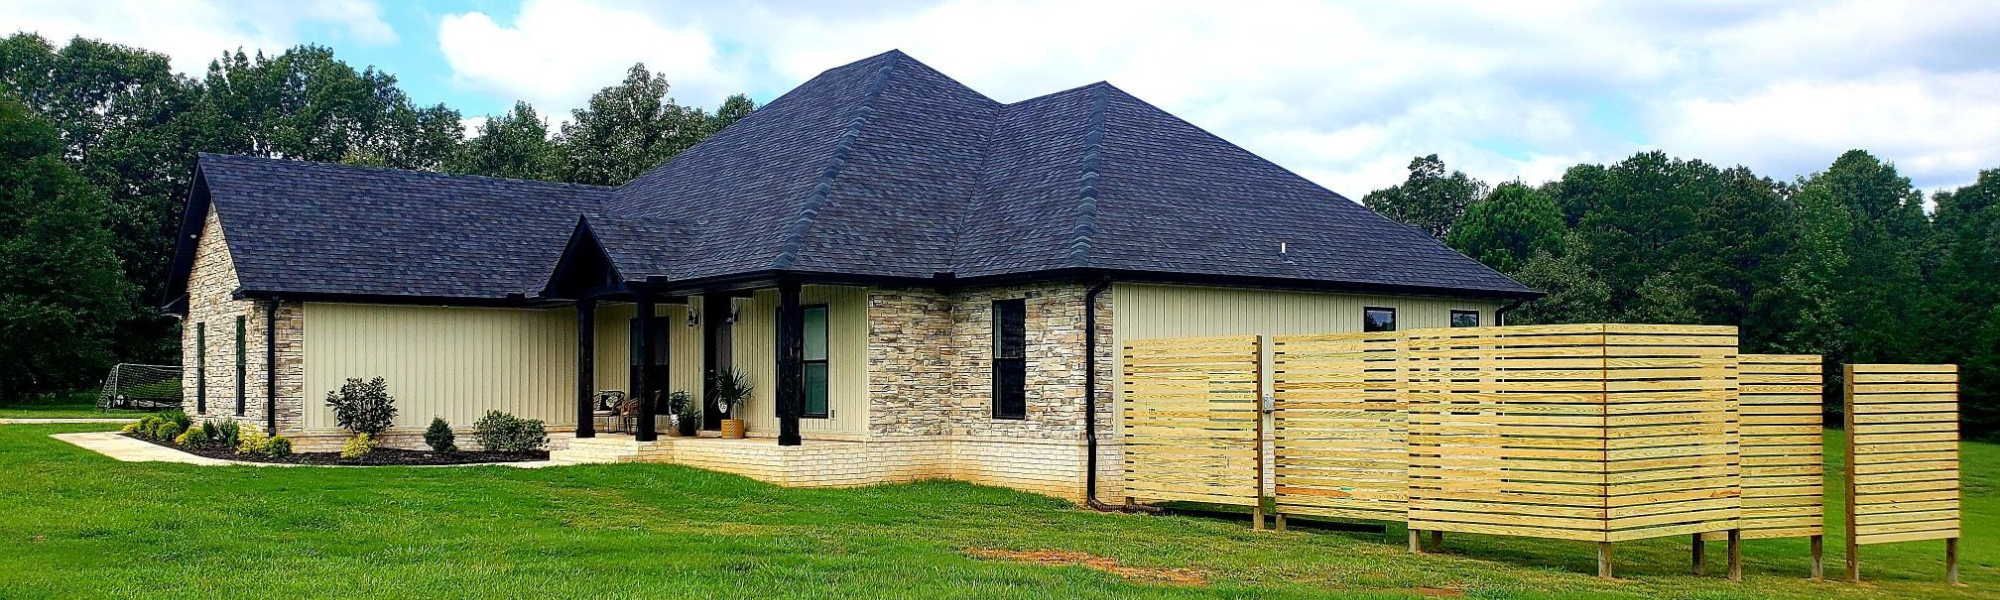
top-left (0, 33), bottom-right (752, 400)
top-left (1366, 152), bottom-right (1999, 435)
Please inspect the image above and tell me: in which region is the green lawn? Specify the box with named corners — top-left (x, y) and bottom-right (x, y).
top-left (0, 392), bottom-right (150, 419)
top-left (0, 425), bottom-right (1987, 599)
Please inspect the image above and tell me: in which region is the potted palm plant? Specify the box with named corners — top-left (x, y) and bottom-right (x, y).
top-left (708, 367), bottom-right (753, 439)
top-left (666, 390), bottom-right (700, 437)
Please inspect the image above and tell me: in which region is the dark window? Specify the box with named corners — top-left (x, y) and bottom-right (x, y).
top-left (803, 306), bottom-right (828, 419)
top-left (629, 315), bottom-right (669, 400)
top-left (992, 299), bottom-right (1026, 419)
top-left (195, 323), bottom-right (206, 413)
top-left (1363, 307), bottom-right (1397, 332)
top-left (1450, 310), bottom-right (1480, 328)
top-left (235, 315), bottom-right (247, 415)
top-left (775, 305), bottom-right (830, 419)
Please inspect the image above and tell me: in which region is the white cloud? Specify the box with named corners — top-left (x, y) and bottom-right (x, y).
top-left (1, 0), bottom-right (397, 75)
top-left (437, 0), bottom-right (736, 123)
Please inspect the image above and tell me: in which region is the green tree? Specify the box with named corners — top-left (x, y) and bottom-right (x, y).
top-left (1447, 181), bottom-right (1563, 273)
top-left (192, 45), bottom-right (463, 169)
top-left (0, 33), bottom-right (199, 364)
top-left (556, 63), bottom-right (713, 185)
top-left (1362, 154), bottom-right (1487, 239)
top-left (1923, 171), bottom-right (2000, 430)
top-left (0, 98), bottom-right (134, 399)
top-left (712, 93), bottom-right (756, 131)
top-left (450, 101), bottom-right (558, 181)
top-left (1506, 233), bottom-right (1611, 325)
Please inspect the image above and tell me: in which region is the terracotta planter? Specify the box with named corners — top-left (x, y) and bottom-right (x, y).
top-left (720, 419), bottom-right (746, 439)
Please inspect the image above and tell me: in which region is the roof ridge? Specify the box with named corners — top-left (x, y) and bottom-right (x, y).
top-left (1066, 83), bottom-right (1110, 268)
top-left (770, 55), bottom-right (900, 270)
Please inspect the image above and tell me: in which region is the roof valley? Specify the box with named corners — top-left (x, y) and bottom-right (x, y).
top-left (770, 55), bottom-right (901, 270)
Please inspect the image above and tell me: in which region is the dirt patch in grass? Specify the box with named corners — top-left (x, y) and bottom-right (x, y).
top-left (963, 548), bottom-right (1207, 586)
top-left (123, 433), bottom-right (546, 465)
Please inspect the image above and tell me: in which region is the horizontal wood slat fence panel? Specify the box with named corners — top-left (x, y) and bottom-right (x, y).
top-left (1402, 324), bottom-right (1742, 543)
top-left (1845, 364), bottom-right (1959, 547)
top-left (1707, 354), bottom-right (1823, 541)
top-left (1271, 332), bottom-right (1408, 522)
top-left (1121, 335), bottom-right (1263, 507)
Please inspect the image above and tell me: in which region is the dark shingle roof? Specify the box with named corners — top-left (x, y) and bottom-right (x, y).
top-left (190, 154), bottom-right (609, 299)
top-left (178, 50), bottom-right (1535, 303)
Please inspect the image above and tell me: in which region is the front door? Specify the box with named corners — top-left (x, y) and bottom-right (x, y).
top-left (702, 314), bottom-right (731, 430)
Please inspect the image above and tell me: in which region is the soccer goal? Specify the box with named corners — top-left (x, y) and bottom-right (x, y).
top-left (97, 364), bottom-right (183, 410)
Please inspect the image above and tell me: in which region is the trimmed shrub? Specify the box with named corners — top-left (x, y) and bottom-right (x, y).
top-left (324, 377), bottom-right (397, 436)
top-left (267, 436), bottom-right (293, 458)
top-left (152, 420), bottom-right (183, 441)
top-left (340, 433), bottom-right (375, 460)
top-left (424, 417), bottom-right (457, 453)
top-left (472, 410), bottom-right (546, 453)
top-left (134, 416), bottom-right (162, 438)
top-left (175, 425), bottom-right (210, 448)
top-left (201, 421), bottom-right (219, 441)
top-left (119, 421), bottom-right (143, 435)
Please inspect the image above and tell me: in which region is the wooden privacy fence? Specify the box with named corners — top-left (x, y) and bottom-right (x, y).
top-left (1270, 332), bottom-right (1407, 523)
top-left (1400, 324), bottom-right (1742, 577)
top-left (1119, 328), bottom-right (1960, 581)
top-left (1844, 364), bottom-right (1960, 583)
top-left (1120, 335), bottom-right (1264, 512)
top-left (1702, 354), bottom-right (1824, 577)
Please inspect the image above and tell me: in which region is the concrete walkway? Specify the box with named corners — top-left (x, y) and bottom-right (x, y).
top-left (51, 432), bottom-right (555, 469)
top-left (1, 417), bottom-right (139, 424)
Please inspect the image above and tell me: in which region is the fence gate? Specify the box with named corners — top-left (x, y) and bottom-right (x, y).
top-left (1120, 335), bottom-right (1264, 516)
top-left (1270, 332), bottom-right (1407, 524)
top-left (1844, 363), bottom-right (1960, 583)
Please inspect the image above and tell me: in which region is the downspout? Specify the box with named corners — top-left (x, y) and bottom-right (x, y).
top-left (1084, 276), bottom-right (1160, 513)
top-left (265, 297), bottom-right (278, 434)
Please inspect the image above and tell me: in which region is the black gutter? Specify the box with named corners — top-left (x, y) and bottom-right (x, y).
top-left (265, 297), bottom-right (278, 434)
top-left (1083, 276), bottom-right (1158, 513)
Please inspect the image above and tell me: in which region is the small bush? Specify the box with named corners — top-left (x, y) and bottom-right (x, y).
top-left (472, 410), bottom-right (546, 453)
top-left (159, 409), bottom-right (192, 431)
top-left (152, 420), bottom-right (183, 441)
top-left (236, 424), bottom-right (271, 455)
top-left (134, 416), bottom-right (162, 438)
top-left (267, 436), bottom-right (293, 458)
top-left (175, 425), bottom-right (210, 448)
top-left (213, 420), bottom-right (241, 448)
top-left (119, 421), bottom-right (142, 435)
top-left (424, 417), bottom-right (457, 453)
top-left (340, 433), bottom-right (375, 460)
top-left (324, 377), bottom-right (397, 436)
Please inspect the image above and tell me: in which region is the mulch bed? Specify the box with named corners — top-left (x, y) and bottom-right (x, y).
top-left (122, 433), bottom-right (547, 465)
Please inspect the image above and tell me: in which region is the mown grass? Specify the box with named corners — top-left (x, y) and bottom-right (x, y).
top-left (0, 392), bottom-right (149, 419)
top-left (0, 424), bottom-right (1987, 599)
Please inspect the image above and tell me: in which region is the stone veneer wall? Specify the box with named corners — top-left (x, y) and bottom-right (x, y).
top-left (181, 205), bottom-right (305, 436)
top-left (865, 282), bottom-right (1122, 502)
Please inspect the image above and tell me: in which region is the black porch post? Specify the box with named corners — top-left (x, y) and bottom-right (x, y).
top-left (575, 297), bottom-right (596, 439)
top-left (634, 290), bottom-right (659, 441)
top-left (701, 292), bottom-right (729, 431)
top-left (776, 280), bottom-right (803, 446)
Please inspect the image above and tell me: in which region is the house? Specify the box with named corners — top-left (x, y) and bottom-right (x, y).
top-left (162, 50), bottom-right (1536, 501)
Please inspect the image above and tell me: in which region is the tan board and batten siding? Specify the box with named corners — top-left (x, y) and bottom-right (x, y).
top-left (733, 286), bottom-right (869, 436)
top-left (301, 303), bottom-right (580, 431)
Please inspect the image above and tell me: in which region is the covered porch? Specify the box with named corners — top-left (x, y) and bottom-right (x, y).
top-left (544, 216), bottom-right (839, 447)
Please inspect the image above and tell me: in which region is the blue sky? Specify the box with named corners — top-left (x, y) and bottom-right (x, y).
top-left (9, 0), bottom-right (2000, 196)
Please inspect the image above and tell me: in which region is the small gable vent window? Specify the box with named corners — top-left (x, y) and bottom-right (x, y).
top-left (1450, 310), bottom-right (1480, 328)
top-left (1363, 307), bottom-right (1397, 333)
top-left (992, 299), bottom-right (1027, 419)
